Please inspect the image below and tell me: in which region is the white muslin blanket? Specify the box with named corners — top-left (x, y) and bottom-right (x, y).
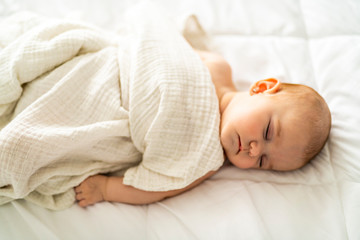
top-left (0, 10), bottom-right (224, 210)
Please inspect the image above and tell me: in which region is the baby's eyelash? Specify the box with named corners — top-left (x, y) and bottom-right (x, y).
top-left (265, 120), bottom-right (271, 140)
top-left (259, 155), bottom-right (263, 167)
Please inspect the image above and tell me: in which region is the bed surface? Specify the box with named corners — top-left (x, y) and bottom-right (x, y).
top-left (1, 0), bottom-right (359, 239)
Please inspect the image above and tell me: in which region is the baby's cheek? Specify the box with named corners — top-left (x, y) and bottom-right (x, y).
top-left (242, 121), bottom-right (261, 139)
top-left (219, 129), bottom-right (230, 150)
top-left (229, 155), bottom-right (253, 169)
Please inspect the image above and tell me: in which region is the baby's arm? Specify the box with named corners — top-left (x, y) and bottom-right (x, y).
top-left (75, 171), bottom-right (216, 207)
top-left (195, 50), bottom-right (236, 102)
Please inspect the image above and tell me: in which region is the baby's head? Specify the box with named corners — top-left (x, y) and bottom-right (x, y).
top-left (220, 78), bottom-right (331, 171)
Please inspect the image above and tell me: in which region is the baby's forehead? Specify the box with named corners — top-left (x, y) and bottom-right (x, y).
top-left (272, 156), bottom-right (305, 171)
top-left (270, 127), bottom-right (308, 171)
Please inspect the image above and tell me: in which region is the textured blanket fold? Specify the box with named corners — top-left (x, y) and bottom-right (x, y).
top-left (0, 7), bottom-right (224, 210)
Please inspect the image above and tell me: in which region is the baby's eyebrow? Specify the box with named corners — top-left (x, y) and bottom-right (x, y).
top-left (276, 119), bottom-right (281, 138)
top-left (265, 158), bottom-right (273, 170)
top-left (267, 120), bottom-right (280, 170)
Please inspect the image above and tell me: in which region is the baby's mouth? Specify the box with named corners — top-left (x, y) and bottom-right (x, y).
top-left (237, 135), bottom-right (242, 153)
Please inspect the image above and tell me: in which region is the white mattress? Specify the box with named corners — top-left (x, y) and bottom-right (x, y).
top-left (1, 0), bottom-right (359, 239)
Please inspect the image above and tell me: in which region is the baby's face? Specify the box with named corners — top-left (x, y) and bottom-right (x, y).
top-left (220, 92), bottom-right (308, 171)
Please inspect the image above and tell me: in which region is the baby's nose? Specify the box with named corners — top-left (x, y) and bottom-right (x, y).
top-left (249, 141), bottom-right (260, 157)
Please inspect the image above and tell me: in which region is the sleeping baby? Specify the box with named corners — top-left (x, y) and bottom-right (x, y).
top-left (0, 10), bottom-right (331, 210)
top-left (75, 50), bottom-right (331, 207)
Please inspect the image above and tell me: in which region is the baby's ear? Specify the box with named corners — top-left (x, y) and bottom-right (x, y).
top-left (249, 78), bottom-right (281, 96)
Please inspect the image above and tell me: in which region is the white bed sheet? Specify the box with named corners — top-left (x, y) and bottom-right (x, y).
top-left (0, 0), bottom-right (359, 239)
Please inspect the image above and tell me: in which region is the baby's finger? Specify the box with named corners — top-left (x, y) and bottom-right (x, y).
top-left (75, 192), bottom-right (84, 201)
top-left (78, 200), bottom-right (86, 207)
top-left (78, 199), bottom-right (90, 208)
top-left (74, 186), bottom-right (82, 194)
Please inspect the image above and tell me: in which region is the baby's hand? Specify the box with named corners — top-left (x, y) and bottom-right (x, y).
top-left (75, 175), bottom-right (108, 207)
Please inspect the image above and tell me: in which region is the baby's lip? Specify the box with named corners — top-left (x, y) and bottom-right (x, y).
top-left (238, 135), bottom-right (242, 153)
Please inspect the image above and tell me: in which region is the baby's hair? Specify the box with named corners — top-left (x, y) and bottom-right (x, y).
top-left (278, 83), bottom-right (331, 167)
